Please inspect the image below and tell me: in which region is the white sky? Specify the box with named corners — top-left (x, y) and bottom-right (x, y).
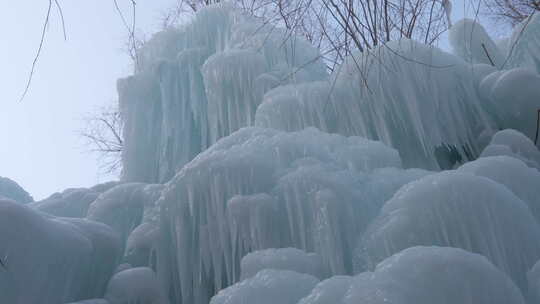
top-left (0, 0), bottom-right (502, 200)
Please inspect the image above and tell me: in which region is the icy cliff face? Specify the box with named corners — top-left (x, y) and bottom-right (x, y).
top-left (119, 4), bottom-right (327, 184)
top-left (157, 127), bottom-right (430, 304)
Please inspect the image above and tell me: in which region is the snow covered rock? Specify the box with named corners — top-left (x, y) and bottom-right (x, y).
top-left (357, 172), bottom-right (540, 291)
top-left (105, 267), bottom-right (168, 304)
top-left (157, 127), bottom-right (430, 304)
top-left (480, 129), bottom-right (540, 168)
top-left (346, 246), bottom-right (525, 304)
top-left (0, 199), bottom-right (121, 304)
top-left (210, 269), bottom-right (318, 304)
top-left (0, 176), bottom-right (32, 203)
top-left (240, 248), bottom-right (325, 280)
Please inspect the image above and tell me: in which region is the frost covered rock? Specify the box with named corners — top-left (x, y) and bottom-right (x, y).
top-left (105, 267), bottom-right (168, 304)
top-left (459, 156), bottom-right (540, 221)
top-left (210, 269), bottom-right (318, 304)
top-left (31, 182), bottom-right (119, 218)
top-left (256, 39), bottom-right (493, 169)
top-left (0, 176), bottom-right (32, 203)
top-left (119, 4), bottom-right (326, 184)
top-left (479, 69), bottom-right (540, 139)
top-left (240, 248), bottom-right (325, 280)
top-left (87, 183), bottom-right (163, 255)
top-left (449, 19), bottom-right (504, 67)
top-left (480, 129), bottom-right (540, 168)
top-left (0, 199), bottom-right (121, 304)
top-left (358, 172), bottom-right (540, 291)
top-left (346, 246), bottom-right (525, 304)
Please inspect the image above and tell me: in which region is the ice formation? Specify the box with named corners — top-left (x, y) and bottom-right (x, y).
top-left (345, 246), bottom-right (525, 304)
top-left (158, 127), bottom-right (430, 304)
top-left (0, 198), bottom-right (121, 304)
top-left (104, 267), bottom-right (168, 304)
top-left (87, 183), bottom-right (163, 254)
top-left (30, 182), bottom-right (119, 218)
top-left (480, 129), bottom-right (540, 168)
top-left (297, 276), bottom-right (354, 304)
top-left (119, 4), bottom-right (326, 184)
top-left (528, 260), bottom-right (540, 303)
top-left (0, 176), bottom-right (33, 203)
top-left (505, 12), bottom-right (540, 72)
top-left (256, 39), bottom-right (493, 169)
top-left (4, 4), bottom-right (540, 304)
top-left (357, 171), bottom-right (540, 292)
top-left (458, 156), bottom-right (540, 221)
top-left (240, 248), bottom-right (326, 280)
top-left (210, 269), bottom-right (319, 304)
top-left (479, 69), bottom-right (540, 139)
top-left (449, 19), bottom-right (504, 67)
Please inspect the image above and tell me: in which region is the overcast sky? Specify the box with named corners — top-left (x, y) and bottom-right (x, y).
top-left (0, 0), bottom-right (500, 200)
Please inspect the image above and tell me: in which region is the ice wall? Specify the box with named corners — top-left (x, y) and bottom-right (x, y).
top-left (256, 39), bottom-right (494, 169)
top-left (119, 4), bottom-right (327, 183)
top-left (157, 127), bottom-right (430, 304)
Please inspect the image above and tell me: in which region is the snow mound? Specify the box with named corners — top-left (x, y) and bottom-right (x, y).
top-left (0, 199), bottom-right (121, 304)
top-left (0, 176), bottom-right (32, 203)
top-left (240, 248), bottom-right (325, 280)
top-left (256, 39), bottom-right (492, 169)
top-left (105, 267), bottom-right (168, 304)
top-left (210, 269), bottom-right (318, 304)
top-left (480, 129), bottom-right (540, 168)
top-left (158, 127), bottom-right (429, 304)
top-left (459, 156), bottom-right (540, 221)
top-left (346, 246), bottom-right (525, 304)
top-left (119, 4), bottom-right (326, 184)
top-left (449, 19), bottom-right (503, 67)
top-left (479, 69), bottom-right (540, 139)
top-left (358, 172), bottom-right (540, 291)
